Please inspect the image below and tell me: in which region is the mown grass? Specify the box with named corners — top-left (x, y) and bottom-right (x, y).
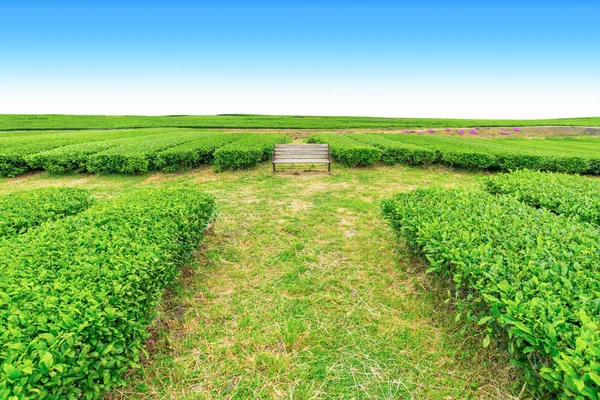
top-left (0, 164), bottom-right (528, 399)
top-left (1, 113), bottom-right (599, 131)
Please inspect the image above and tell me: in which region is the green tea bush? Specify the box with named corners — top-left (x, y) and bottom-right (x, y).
top-left (493, 148), bottom-right (589, 174)
top-left (382, 188), bottom-right (600, 398)
top-left (25, 140), bottom-right (125, 174)
top-left (155, 133), bottom-right (243, 172)
top-left (0, 144), bottom-right (71, 177)
top-left (307, 134), bottom-right (381, 167)
top-left (0, 129), bottom-right (170, 177)
top-left (497, 139), bottom-right (599, 174)
top-left (497, 152), bottom-right (547, 171)
top-left (440, 148), bottom-right (499, 169)
top-left (384, 135), bottom-right (598, 174)
top-left (86, 131), bottom-right (203, 174)
top-left (348, 134), bottom-right (437, 165)
top-left (213, 134), bottom-right (290, 169)
top-left (0, 133), bottom-right (88, 177)
top-left (0, 187), bottom-right (215, 399)
top-left (0, 187), bottom-right (92, 238)
top-left (24, 130), bottom-right (233, 175)
top-left (588, 159), bottom-right (600, 175)
top-left (484, 170), bottom-right (600, 225)
top-left (384, 135), bottom-right (501, 169)
top-left (540, 156), bottom-right (591, 174)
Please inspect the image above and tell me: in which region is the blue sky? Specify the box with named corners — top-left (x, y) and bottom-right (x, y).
top-left (1, 0), bottom-right (599, 118)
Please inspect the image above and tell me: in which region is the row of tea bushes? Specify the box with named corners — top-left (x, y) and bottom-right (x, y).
top-left (0, 129), bottom-right (173, 177)
top-left (348, 134), bottom-right (437, 165)
top-left (155, 133), bottom-right (245, 171)
top-left (382, 188), bottom-right (600, 398)
top-left (0, 187), bottom-right (215, 399)
top-left (385, 135), bottom-right (600, 174)
top-left (86, 131), bottom-right (211, 174)
top-left (484, 170), bottom-right (600, 226)
top-left (0, 187), bottom-right (92, 238)
top-left (3, 130), bottom-right (289, 176)
top-left (213, 134), bottom-right (291, 169)
top-left (309, 133), bottom-right (600, 174)
top-left (23, 132), bottom-right (175, 175)
top-left (484, 138), bottom-right (600, 174)
top-left (0, 131), bottom-right (105, 177)
top-left (307, 134), bottom-right (381, 166)
top-left (26, 139), bottom-right (131, 174)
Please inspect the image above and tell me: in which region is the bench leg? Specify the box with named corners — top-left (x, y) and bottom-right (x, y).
top-left (272, 162), bottom-right (276, 173)
top-left (328, 162), bottom-right (331, 175)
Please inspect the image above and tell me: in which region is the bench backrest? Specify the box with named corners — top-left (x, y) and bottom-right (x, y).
top-left (273, 144), bottom-right (330, 160)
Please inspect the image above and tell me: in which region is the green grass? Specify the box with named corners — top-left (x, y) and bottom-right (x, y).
top-left (1, 113), bottom-right (600, 131)
top-left (0, 164), bottom-right (527, 399)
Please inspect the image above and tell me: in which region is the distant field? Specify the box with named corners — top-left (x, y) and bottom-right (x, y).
top-left (1, 114), bottom-right (600, 131)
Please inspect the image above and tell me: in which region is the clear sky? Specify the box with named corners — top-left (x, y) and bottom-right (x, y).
top-left (1, 0), bottom-right (599, 118)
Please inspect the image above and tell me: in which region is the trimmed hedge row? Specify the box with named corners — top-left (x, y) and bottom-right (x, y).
top-left (0, 187), bottom-right (215, 399)
top-left (348, 134), bottom-right (437, 165)
top-left (0, 187), bottom-right (92, 238)
top-left (0, 132), bottom-right (97, 177)
top-left (384, 135), bottom-right (600, 174)
top-left (25, 139), bottom-right (135, 175)
top-left (22, 130), bottom-right (175, 174)
top-left (86, 131), bottom-right (205, 174)
top-left (155, 133), bottom-right (244, 172)
top-left (382, 188), bottom-right (600, 398)
top-left (384, 135), bottom-right (512, 169)
top-left (0, 129), bottom-right (170, 177)
top-left (484, 170), bottom-right (600, 225)
top-left (0, 143), bottom-right (83, 178)
top-left (213, 134), bottom-right (291, 169)
top-left (4, 131), bottom-right (287, 176)
top-left (308, 133), bottom-right (600, 173)
top-left (307, 134), bottom-right (381, 167)
top-left (498, 139), bottom-right (600, 175)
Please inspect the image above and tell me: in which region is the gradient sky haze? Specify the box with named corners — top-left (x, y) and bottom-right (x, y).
top-left (1, 0), bottom-right (599, 118)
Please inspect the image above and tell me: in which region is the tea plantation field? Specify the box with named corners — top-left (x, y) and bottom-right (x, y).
top-left (2, 126), bottom-right (600, 178)
top-left (1, 120), bottom-right (599, 399)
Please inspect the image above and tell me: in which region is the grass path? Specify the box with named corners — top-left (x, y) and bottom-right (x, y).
top-left (0, 165), bottom-right (523, 399)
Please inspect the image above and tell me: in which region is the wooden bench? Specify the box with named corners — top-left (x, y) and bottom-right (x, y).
top-left (272, 144), bottom-right (331, 174)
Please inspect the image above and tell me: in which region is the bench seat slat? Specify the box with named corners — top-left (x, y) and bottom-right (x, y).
top-left (275, 154), bottom-right (329, 160)
top-left (275, 154), bottom-right (329, 157)
top-left (275, 152), bottom-right (329, 155)
top-left (273, 159), bottom-right (330, 164)
top-left (275, 152), bottom-right (329, 156)
top-left (275, 148), bottom-right (328, 151)
top-left (275, 149), bottom-right (329, 152)
top-left (275, 144), bottom-right (329, 147)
